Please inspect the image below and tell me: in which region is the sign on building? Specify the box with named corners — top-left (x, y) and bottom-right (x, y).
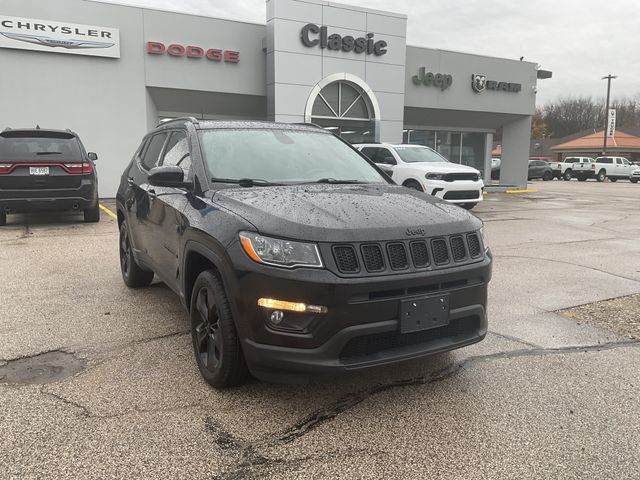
top-left (0, 15), bottom-right (120, 58)
top-left (607, 108), bottom-right (616, 138)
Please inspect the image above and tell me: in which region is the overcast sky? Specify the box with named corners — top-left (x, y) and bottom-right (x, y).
top-left (95, 0), bottom-right (639, 105)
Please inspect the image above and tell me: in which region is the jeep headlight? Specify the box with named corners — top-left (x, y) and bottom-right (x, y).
top-left (426, 173), bottom-right (446, 180)
top-left (239, 232), bottom-right (323, 268)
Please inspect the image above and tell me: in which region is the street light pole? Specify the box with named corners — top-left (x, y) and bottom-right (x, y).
top-left (602, 74), bottom-right (617, 155)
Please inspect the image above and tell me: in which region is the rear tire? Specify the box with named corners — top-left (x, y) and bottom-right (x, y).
top-left (0, 211), bottom-right (6, 226)
top-left (563, 170), bottom-right (573, 181)
top-left (596, 170), bottom-right (606, 182)
top-left (403, 180), bottom-right (424, 192)
top-left (84, 205), bottom-right (100, 223)
top-left (577, 175), bottom-right (587, 182)
top-left (609, 177), bottom-right (617, 182)
top-left (542, 171), bottom-right (553, 181)
top-left (119, 221), bottom-right (154, 288)
top-left (190, 269), bottom-right (249, 388)
top-left (461, 203), bottom-right (477, 210)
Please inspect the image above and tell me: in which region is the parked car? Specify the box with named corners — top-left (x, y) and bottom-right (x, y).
top-left (354, 143), bottom-right (484, 210)
top-left (527, 159), bottom-right (553, 181)
top-left (549, 156), bottom-right (594, 181)
top-left (116, 119), bottom-right (492, 388)
top-left (592, 156), bottom-right (639, 182)
top-left (490, 157), bottom-right (501, 180)
top-left (0, 127), bottom-right (100, 225)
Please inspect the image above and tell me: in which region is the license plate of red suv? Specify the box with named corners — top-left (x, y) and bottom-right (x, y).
top-left (399, 295), bottom-right (450, 333)
top-left (29, 167), bottom-right (49, 176)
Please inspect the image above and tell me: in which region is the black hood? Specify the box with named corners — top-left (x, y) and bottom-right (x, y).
top-left (211, 184), bottom-right (482, 242)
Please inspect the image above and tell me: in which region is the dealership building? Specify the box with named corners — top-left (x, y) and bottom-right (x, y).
top-left (0, 0), bottom-right (549, 196)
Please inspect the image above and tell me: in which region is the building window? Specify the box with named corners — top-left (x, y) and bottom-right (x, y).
top-left (403, 129), bottom-right (487, 175)
top-left (309, 81), bottom-right (375, 144)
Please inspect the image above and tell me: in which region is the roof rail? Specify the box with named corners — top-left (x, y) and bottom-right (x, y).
top-left (156, 116), bottom-right (199, 128)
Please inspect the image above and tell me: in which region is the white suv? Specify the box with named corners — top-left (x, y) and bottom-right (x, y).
top-left (355, 143), bottom-right (484, 209)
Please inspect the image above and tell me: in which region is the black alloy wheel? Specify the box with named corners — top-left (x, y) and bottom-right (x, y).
top-left (190, 270), bottom-right (248, 388)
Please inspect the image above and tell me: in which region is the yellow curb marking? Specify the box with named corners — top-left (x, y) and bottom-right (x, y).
top-left (99, 203), bottom-right (118, 220)
top-left (505, 189), bottom-right (538, 194)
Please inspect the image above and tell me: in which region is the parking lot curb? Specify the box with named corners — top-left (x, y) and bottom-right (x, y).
top-left (99, 204), bottom-right (118, 220)
top-left (505, 189), bottom-right (539, 194)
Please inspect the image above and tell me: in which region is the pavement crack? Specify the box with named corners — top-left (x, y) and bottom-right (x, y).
top-left (488, 330), bottom-right (541, 348)
top-left (39, 389), bottom-right (92, 418)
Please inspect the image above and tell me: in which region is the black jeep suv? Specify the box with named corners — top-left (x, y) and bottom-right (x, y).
top-left (116, 119), bottom-right (491, 387)
top-left (0, 128), bottom-right (100, 225)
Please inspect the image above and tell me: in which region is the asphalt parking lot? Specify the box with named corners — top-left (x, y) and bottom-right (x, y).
top-left (1, 180), bottom-right (639, 479)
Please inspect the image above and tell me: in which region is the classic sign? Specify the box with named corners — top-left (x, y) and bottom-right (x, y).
top-left (413, 67), bottom-right (453, 91)
top-left (300, 23), bottom-right (387, 56)
top-left (0, 15), bottom-right (120, 58)
top-left (472, 73), bottom-right (521, 93)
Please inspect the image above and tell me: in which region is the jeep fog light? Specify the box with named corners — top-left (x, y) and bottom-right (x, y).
top-left (258, 298), bottom-right (328, 314)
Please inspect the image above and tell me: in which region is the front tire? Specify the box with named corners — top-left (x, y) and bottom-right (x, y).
top-left (403, 180), bottom-right (424, 192)
top-left (84, 205), bottom-right (100, 223)
top-left (609, 177), bottom-right (617, 182)
top-left (631, 178), bottom-right (638, 184)
top-left (461, 203), bottom-right (477, 210)
top-left (542, 171), bottom-right (553, 181)
top-left (596, 170), bottom-right (606, 182)
top-left (190, 270), bottom-right (249, 388)
top-left (119, 222), bottom-right (154, 288)
top-left (0, 211), bottom-right (6, 226)
top-left (577, 175), bottom-right (587, 182)
top-left (563, 170), bottom-right (573, 181)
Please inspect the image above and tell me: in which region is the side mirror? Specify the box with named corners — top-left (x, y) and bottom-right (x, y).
top-left (88, 152), bottom-right (98, 161)
top-left (382, 156), bottom-right (396, 165)
top-left (148, 165), bottom-right (191, 189)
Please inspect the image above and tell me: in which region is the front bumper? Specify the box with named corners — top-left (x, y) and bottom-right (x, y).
top-left (226, 243), bottom-right (491, 381)
top-left (426, 179), bottom-right (484, 204)
top-left (0, 182), bottom-right (97, 213)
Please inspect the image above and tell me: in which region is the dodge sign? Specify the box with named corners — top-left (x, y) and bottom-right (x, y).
top-left (0, 15), bottom-right (120, 58)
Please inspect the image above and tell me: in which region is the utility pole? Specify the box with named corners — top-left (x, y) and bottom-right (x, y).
top-left (602, 74), bottom-right (617, 155)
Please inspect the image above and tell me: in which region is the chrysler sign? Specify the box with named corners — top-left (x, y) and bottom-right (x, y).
top-left (0, 15), bottom-right (120, 58)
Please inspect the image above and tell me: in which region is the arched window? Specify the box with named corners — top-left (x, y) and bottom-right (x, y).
top-left (311, 81), bottom-right (373, 121)
top-left (306, 77), bottom-right (378, 143)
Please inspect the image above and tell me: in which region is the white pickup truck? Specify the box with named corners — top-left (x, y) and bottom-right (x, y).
top-left (572, 156), bottom-right (639, 182)
top-left (549, 157), bottom-right (594, 181)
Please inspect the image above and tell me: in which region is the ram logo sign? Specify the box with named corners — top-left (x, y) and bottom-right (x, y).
top-left (0, 15), bottom-right (120, 58)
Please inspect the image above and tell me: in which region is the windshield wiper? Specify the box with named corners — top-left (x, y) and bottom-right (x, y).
top-left (36, 151), bottom-right (62, 155)
top-left (210, 177), bottom-right (283, 187)
top-left (313, 178), bottom-right (368, 184)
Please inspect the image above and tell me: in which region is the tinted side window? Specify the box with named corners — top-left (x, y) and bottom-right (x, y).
top-left (599, 158), bottom-right (612, 164)
top-left (623, 158), bottom-right (630, 165)
top-left (141, 133), bottom-right (167, 170)
top-left (161, 131), bottom-right (191, 179)
top-left (360, 147), bottom-right (379, 161)
top-left (376, 149), bottom-right (397, 165)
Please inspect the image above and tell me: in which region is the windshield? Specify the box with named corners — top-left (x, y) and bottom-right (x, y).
top-left (0, 132), bottom-right (82, 161)
top-left (394, 146), bottom-right (448, 163)
top-left (198, 129), bottom-right (387, 184)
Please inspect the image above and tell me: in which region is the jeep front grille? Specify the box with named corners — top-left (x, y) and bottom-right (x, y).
top-left (329, 232), bottom-right (483, 276)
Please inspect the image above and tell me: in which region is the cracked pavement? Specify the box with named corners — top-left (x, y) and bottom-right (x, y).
top-left (1, 180), bottom-right (639, 479)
